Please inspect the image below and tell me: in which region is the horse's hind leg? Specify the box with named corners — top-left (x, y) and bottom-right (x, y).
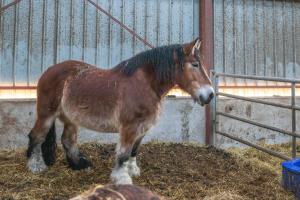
top-left (27, 116), bottom-right (56, 173)
top-left (61, 122), bottom-right (92, 170)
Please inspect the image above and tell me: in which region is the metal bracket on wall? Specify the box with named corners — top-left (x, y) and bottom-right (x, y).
top-left (0, 0), bottom-right (22, 14)
top-left (85, 0), bottom-right (154, 49)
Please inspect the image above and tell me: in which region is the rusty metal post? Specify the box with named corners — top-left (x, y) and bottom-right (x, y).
top-left (200, 0), bottom-right (214, 145)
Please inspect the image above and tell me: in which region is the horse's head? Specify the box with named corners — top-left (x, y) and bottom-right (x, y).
top-left (175, 38), bottom-right (214, 106)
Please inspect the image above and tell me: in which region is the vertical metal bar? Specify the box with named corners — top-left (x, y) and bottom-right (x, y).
top-left (292, 0), bottom-right (296, 78)
top-left (108, 0), bottom-right (111, 66)
top-left (222, 0), bottom-right (226, 73)
top-left (292, 82), bottom-right (296, 158)
top-left (132, 0), bottom-right (136, 54)
top-left (180, 0), bottom-right (183, 44)
top-left (27, 0), bottom-right (32, 85)
top-left (211, 71), bottom-right (215, 145)
top-left (0, 0), bottom-right (2, 83)
top-left (120, 0), bottom-right (124, 60)
top-left (54, 0), bottom-right (59, 64)
top-left (243, 0), bottom-right (247, 86)
top-left (156, 0), bottom-right (160, 47)
top-left (12, 1), bottom-right (17, 86)
top-left (144, 0), bottom-right (148, 48)
top-left (263, 0), bottom-right (266, 76)
top-left (294, 0), bottom-right (299, 77)
top-left (192, 0), bottom-right (194, 38)
top-left (168, 0), bottom-right (171, 44)
top-left (70, 0), bottom-right (74, 59)
top-left (243, 0), bottom-right (246, 75)
top-left (95, 0), bottom-right (99, 65)
top-left (233, 0), bottom-right (236, 74)
top-left (283, 0), bottom-right (286, 77)
top-left (0, 0), bottom-right (2, 23)
top-left (254, 0), bottom-right (257, 76)
top-left (273, 0), bottom-right (277, 77)
top-left (212, 73), bottom-right (219, 146)
top-left (41, 0), bottom-right (45, 72)
top-left (82, 0), bottom-right (86, 61)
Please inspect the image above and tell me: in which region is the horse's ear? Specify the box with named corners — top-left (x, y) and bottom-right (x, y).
top-left (183, 38), bottom-right (202, 55)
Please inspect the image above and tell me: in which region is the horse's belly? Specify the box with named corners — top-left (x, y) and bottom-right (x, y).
top-left (61, 105), bottom-right (119, 133)
top-left (77, 116), bottom-right (119, 133)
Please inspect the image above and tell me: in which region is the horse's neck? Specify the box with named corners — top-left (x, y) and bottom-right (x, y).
top-left (150, 78), bottom-right (175, 99)
top-left (141, 65), bottom-right (175, 99)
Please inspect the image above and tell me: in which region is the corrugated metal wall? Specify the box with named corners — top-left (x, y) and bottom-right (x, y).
top-left (214, 0), bottom-right (300, 86)
top-left (0, 0), bottom-right (200, 86)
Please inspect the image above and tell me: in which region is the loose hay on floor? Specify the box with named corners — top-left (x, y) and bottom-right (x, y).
top-left (0, 143), bottom-right (294, 200)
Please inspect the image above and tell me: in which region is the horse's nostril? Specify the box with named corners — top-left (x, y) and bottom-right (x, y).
top-left (199, 94), bottom-right (204, 102)
top-left (209, 92), bottom-right (214, 99)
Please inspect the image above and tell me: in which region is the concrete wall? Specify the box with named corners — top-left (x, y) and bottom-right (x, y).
top-left (0, 98), bottom-right (206, 150)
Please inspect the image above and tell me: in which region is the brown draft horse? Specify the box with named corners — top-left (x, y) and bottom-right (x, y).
top-left (26, 38), bottom-right (214, 184)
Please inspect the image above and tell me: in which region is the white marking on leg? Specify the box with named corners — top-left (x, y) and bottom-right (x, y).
top-left (110, 166), bottom-right (132, 185)
top-left (111, 142), bottom-right (132, 184)
top-left (127, 157), bottom-right (140, 177)
top-left (27, 144), bottom-right (47, 173)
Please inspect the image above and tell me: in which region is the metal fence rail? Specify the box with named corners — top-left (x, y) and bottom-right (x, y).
top-left (212, 72), bottom-right (299, 160)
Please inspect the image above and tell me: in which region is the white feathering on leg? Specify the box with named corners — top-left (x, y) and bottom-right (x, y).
top-left (27, 144), bottom-right (47, 173)
top-left (110, 166), bottom-right (133, 185)
top-left (127, 157), bottom-right (140, 177)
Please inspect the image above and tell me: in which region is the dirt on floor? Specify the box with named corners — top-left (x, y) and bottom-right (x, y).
top-left (0, 143), bottom-right (294, 200)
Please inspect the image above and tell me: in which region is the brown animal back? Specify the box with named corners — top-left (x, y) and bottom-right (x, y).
top-left (36, 60), bottom-right (97, 112)
top-left (70, 184), bottom-right (163, 200)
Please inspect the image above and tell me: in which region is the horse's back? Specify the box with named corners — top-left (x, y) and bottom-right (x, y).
top-left (38, 60), bottom-right (94, 87)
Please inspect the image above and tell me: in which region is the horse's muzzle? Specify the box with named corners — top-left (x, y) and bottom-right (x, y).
top-left (194, 85), bottom-right (215, 106)
top-left (198, 92), bottom-right (214, 106)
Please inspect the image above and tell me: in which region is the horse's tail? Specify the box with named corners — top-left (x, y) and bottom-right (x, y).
top-left (41, 122), bottom-right (57, 166)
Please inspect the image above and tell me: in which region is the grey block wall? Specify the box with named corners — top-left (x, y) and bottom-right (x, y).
top-left (0, 98), bottom-right (206, 150)
top-left (0, 97), bottom-right (298, 150)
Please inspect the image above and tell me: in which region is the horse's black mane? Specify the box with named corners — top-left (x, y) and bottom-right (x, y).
top-left (120, 44), bottom-right (185, 82)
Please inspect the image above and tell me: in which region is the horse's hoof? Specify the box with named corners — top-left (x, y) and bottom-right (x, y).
top-left (27, 155), bottom-right (48, 173)
top-left (110, 167), bottom-right (133, 185)
top-left (67, 155), bottom-right (93, 170)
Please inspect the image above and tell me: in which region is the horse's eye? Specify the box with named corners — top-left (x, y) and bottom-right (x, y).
top-left (192, 63), bottom-right (199, 68)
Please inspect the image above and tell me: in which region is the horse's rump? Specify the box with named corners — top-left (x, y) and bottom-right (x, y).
top-left (36, 60), bottom-right (120, 132)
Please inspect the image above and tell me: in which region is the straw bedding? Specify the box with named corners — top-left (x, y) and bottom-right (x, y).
top-left (0, 142), bottom-right (294, 200)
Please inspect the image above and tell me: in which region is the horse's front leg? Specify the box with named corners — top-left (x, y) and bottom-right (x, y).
top-left (127, 136), bottom-right (144, 177)
top-left (110, 125), bottom-right (140, 185)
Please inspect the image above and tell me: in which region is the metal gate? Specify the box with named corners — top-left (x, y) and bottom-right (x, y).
top-left (212, 72), bottom-right (300, 160)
